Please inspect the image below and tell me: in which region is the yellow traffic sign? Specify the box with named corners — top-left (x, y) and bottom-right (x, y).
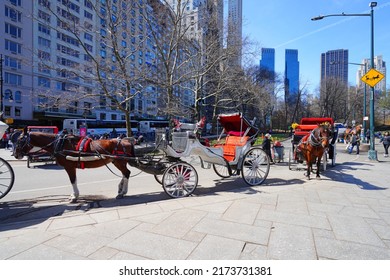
top-left (361, 68), bottom-right (385, 87)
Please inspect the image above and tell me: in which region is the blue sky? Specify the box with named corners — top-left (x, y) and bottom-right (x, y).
top-left (242, 0), bottom-right (390, 94)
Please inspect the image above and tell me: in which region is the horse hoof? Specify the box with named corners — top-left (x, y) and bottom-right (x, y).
top-left (316, 176), bottom-right (321, 180)
top-left (116, 194), bottom-right (124, 199)
top-left (69, 197), bottom-right (78, 203)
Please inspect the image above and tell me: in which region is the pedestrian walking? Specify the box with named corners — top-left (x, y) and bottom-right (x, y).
top-left (349, 132), bottom-right (360, 154)
top-left (380, 131), bottom-right (390, 157)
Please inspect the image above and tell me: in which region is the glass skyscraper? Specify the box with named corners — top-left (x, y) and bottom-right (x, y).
top-left (260, 48), bottom-right (275, 73)
top-left (321, 49), bottom-right (349, 85)
top-left (285, 49), bottom-right (299, 105)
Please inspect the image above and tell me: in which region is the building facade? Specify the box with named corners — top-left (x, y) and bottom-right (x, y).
top-left (259, 48), bottom-right (275, 73)
top-left (284, 49), bottom-right (299, 105)
top-left (320, 49), bottom-right (349, 85)
top-left (356, 55), bottom-right (386, 94)
top-left (227, 0), bottom-right (242, 67)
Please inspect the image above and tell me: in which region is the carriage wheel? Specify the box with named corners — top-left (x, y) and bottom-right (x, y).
top-left (0, 158), bottom-right (15, 199)
top-left (241, 148), bottom-right (270, 186)
top-left (162, 162), bottom-right (198, 198)
top-left (213, 164), bottom-right (236, 178)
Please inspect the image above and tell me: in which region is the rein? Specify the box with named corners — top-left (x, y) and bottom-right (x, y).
top-left (308, 129), bottom-right (327, 147)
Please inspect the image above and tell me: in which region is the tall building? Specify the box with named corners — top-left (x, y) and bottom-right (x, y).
top-left (1, 0), bottom-right (34, 125)
top-left (0, 0), bottom-right (173, 126)
top-left (227, 0), bottom-right (242, 66)
top-left (321, 49), bottom-right (349, 85)
top-left (356, 55), bottom-right (386, 94)
top-left (285, 49), bottom-right (299, 105)
top-left (259, 48), bottom-right (275, 73)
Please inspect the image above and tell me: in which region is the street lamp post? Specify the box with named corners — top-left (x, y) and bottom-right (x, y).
top-left (312, 1), bottom-right (378, 160)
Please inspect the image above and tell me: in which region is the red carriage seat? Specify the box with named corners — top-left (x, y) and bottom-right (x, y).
top-left (215, 133), bottom-right (249, 162)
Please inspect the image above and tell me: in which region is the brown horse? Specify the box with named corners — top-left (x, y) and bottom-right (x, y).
top-left (296, 124), bottom-right (332, 180)
top-left (14, 130), bottom-right (134, 202)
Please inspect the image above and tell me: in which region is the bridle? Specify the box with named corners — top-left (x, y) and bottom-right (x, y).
top-left (309, 127), bottom-right (330, 148)
top-left (15, 133), bottom-right (58, 156)
top-left (15, 133), bottom-right (34, 156)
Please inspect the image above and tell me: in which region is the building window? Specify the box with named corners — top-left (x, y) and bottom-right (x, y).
top-left (38, 36), bottom-right (51, 48)
top-left (4, 106), bottom-right (11, 117)
top-left (9, 0), bottom-right (21, 6)
top-left (84, 32), bottom-right (93, 41)
top-left (5, 6), bottom-right (22, 22)
top-left (84, 10), bottom-right (93, 20)
top-left (38, 23), bottom-right (51, 35)
top-left (5, 89), bottom-right (13, 100)
top-left (38, 76), bottom-right (51, 88)
top-left (4, 56), bottom-right (21, 69)
top-left (5, 72), bottom-right (22, 85)
top-left (5, 39), bottom-right (21, 53)
top-left (15, 107), bottom-right (21, 117)
top-left (5, 23), bottom-right (22, 38)
top-left (14, 90), bottom-right (22, 103)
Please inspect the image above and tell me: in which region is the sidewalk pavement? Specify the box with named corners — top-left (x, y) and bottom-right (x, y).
top-left (0, 140), bottom-right (390, 260)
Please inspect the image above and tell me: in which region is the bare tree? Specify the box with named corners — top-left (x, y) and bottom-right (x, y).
top-left (35, 0), bottom-right (156, 136)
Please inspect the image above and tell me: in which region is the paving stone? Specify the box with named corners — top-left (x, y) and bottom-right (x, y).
top-left (9, 244), bottom-right (86, 260)
top-left (315, 236), bottom-right (390, 260)
top-left (117, 203), bottom-right (162, 219)
top-left (92, 219), bottom-right (140, 239)
top-left (89, 210), bottom-right (120, 223)
top-left (193, 218), bottom-right (270, 245)
top-left (88, 246), bottom-right (120, 260)
top-left (150, 209), bottom-right (206, 238)
top-left (47, 214), bottom-right (97, 231)
top-left (327, 215), bottom-right (386, 247)
top-left (239, 243), bottom-right (268, 259)
top-left (131, 212), bottom-right (172, 224)
top-left (0, 231), bottom-right (58, 259)
top-left (190, 201), bottom-right (233, 214)
top-left (222, 200), bottom-right (261, 224)
top-left (44, 233), bottom-right (113, 257)
top-left (111, 251), bottom-right (149, 260)
top-left (339, 205), bottom-right (380, 219)
top-left (188, 235), bottom-right (244, 260)
top-left (108, 229), bottom-right (197, 259)
top-left (307, 202), bottom-right (344, 215)
top-left (268, 223), bottom-right (317, 260)
top-left (317, 190), bottom-right (354, 206)
top-left (256, 209), bottom-right (331, 230)
top-left (311, 228), bottom-right (335, 240)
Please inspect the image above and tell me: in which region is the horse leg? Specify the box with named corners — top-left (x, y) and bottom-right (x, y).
top-left (113, 161), bottom-right (131, 199)
top-left (316, 156), bottom-right (321, 179)
top-left (64, 166), bottom-right (79, 203)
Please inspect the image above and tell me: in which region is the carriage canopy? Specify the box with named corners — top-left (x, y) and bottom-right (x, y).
top-left (217, 112), bottom-right (259, 137)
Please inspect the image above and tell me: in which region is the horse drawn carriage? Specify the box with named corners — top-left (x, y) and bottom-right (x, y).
top-left (12, 112), bottom-right (270, 201)
top-left (288, 117), bottom-right (338, 179)
top-left (0, 121), bottom-right (15, 200)
top-left (134, 112), bottom-right (270, 198)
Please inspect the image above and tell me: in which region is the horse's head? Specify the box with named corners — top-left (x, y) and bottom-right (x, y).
top-left (316, 124), bottom-right (332, 148)
top-left (13, 128), bottom-right (33, 159)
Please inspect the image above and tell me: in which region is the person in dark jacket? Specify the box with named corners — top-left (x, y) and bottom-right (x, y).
top-left (262, 133), bottom-right (274, 163)
top-left (380, 131), bottom-right (390, 157)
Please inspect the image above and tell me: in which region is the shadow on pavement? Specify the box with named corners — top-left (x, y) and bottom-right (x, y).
top-left (324, 161), bottom-right (387, 190)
